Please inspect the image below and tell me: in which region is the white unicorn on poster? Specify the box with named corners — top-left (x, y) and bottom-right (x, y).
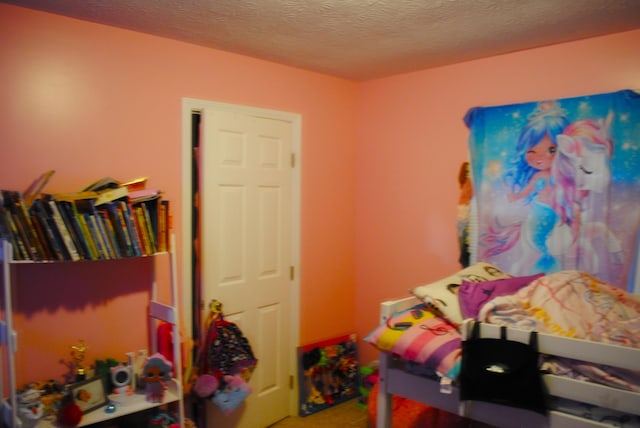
top-left (550, 112), bottom-right (624, 277)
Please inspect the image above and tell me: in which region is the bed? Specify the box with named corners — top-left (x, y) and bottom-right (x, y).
top-left (369, 266), bottom-right (640, 428)
top-left (367, 91), bottom-right (640, 427)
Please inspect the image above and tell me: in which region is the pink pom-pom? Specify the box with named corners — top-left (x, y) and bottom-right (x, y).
top-left (58, 403), bottom-right (82, 427)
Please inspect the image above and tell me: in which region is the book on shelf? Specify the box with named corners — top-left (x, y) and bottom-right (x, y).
top-left (118, 200), bottom-right (143, 257)
top-left (29, 213), bottom-right (55, 260)
top-left (94, 186), bottom-right (129, 206)
top-left (121, 176), bottom-right (148, 192)
top-left (0, 206), bottom-right (13, 246)
top-left (30, 198), bottom-right (70, 261)
top-left (8, 209), bottom-right (35, 260)
top-left (45, 192), bottom-right (104, 261)
top-left (134, 200), bottom-right (158, 254)
top-left (0, 205), bottom-right (29, 260)
top-left (134, 205), bottom-right (153, 255)
top-left (84, 211), bottom-right (109, 260)
top-left (23, 169), bottom-right (55, 209)
top-left (75, 197), bottom-right (110, 260)
top-left (74, 209), bottom-right (100, 260)
top-left (157, 199), bottom-right (169, 252)
top-left (94, 187), bottom-right (144, 257)
top-left (97, 210), bottom-right (121, 259)
top-left (53, 191), bottom-right (99, 202)
top-left (129, 188), bottom-right (161, 204)
top-left (0, 178), bottom-right (171, 261)
top-left (105, 202), bottom-right (135, 257)
top-left (81, 176), bottom-right (121, 192)
top-left (82, 176), bottom-right (149, 194)
top-left (2, 190), bottom-right (47, 261)
top-left (42, 195), bottom-right (81, 261)
top-left (57, 200), bottom-right (93, 260)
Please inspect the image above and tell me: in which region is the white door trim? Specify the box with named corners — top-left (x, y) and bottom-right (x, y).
top-left (180, 98), bottom-right (302, 415)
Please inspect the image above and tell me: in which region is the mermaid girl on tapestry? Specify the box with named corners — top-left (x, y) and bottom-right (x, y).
top-left (484, 101), bottom-right (571, 273)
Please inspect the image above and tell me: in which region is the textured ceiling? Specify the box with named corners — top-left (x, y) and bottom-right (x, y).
top-left (5, 0), bottom-right (640, 81)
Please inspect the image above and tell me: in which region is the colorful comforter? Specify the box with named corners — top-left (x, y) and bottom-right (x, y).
top-left (479, 270), bottom-right (640, 391)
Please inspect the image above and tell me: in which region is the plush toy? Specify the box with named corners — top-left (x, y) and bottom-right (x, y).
top-left (57, 402), bottom-right (82, 427)
top-left (18, 388), bottom-right (43, 422)
top-left (211, 375), bottom-right (252, 416)
top-left (148, 410), bottom-right (178, 427)
top-left (193, 373), bottom-right (219, 398)
top-left (141, 353), bottom-right (173, 403)
top-left (358, 363), bottom-right (380, 409)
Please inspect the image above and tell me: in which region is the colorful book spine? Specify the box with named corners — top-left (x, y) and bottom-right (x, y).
top-left (134, 206), bottom-right (152, 255)
top-left (118, 200), bottom-right (143, 257)
top-left (97, 211), bottom-right (119, 259)
top-left (30, 198), bottom-right (69, 261)
top-left (1, 208), bottom-right (28, 260)
top-left (100, 203), bottom-right (131, 257)
top-left (140, 202), bottom-right (157, 254)
top-left (85, 213), bottom-right (108, 260)
top-left (45, 197), bottom-right (80, 261)
top-left (29, 214), bottom-right (54, 260)
top-left (158, 200), bottom-right (167, 253)
top-left (0, 207), bottom-right (15, 253)
top-left (3, 190), bottom-right (44, 260)
top-left (115, 204), bottom-right (134, 257)
top-left (58, 200), bottom-right (91, 260)
top-left (75, 212), bottom-right (99, 260)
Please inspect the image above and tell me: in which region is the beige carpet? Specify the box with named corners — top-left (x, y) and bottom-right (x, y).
top-left (269, 399), bottom-right (368, 427)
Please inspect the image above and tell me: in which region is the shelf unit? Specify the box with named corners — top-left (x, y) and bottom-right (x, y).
top-left (0, 236), bottom-right (184, 427)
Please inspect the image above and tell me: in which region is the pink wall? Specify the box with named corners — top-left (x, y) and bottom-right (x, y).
top-left (1, 3), bottom-right (639, 385)
top-left (355, 30), bottom-right (640, 364)
top-left (0, 3), bottom-right (357, 385)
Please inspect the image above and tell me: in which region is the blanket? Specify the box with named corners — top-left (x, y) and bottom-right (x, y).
top-left (479, 270), bottom-right (640, 391)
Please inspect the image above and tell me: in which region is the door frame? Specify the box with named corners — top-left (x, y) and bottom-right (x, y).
top-left (180, 98), bottom-right (302, 415)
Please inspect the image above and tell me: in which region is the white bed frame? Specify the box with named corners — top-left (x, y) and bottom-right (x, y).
top-left (376, 295), bottom-right (640, 428)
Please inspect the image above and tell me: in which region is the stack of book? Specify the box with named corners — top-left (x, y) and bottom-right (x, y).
top-left (0, 178), bottom-right (171, 261)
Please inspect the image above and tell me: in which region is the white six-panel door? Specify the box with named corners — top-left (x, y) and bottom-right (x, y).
top-left (199, 105), bottom-right (298, 428)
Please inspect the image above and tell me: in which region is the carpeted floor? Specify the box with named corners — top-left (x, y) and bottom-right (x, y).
top-left (268, 399), bottom-right (368, 427)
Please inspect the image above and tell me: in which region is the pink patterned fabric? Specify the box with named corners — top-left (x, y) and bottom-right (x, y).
top-left (459, 273), bottom-right (544, 319)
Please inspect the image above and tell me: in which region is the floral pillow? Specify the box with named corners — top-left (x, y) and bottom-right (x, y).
top-left (411, 262), bottom-right (511, 326)
top-left (365, 304), bottom-right (461, 379)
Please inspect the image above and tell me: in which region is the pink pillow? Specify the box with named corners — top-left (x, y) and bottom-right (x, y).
top-left (459, 273), bottom-right (544, 319)
top-left (365, 304), bottom-right (461, 378)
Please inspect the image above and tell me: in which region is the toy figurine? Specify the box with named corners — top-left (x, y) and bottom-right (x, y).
top-left (141, 353), bottom-right (173, 403)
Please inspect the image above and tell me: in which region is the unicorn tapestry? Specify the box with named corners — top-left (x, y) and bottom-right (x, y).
top-left (465, 89), bottom-right (640, 290)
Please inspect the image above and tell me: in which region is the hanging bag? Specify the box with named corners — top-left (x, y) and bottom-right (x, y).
top-left (204, 301), bottom-right (258, 382)
top-left (459, 321), bottom-right (547, 414)
top-left (192, 300), bottom-right (258, 406)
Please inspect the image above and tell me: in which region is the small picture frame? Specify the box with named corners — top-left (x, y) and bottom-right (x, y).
top-left (71, 377), bottom-right (108, 414)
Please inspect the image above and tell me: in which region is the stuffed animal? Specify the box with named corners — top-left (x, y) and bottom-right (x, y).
top-left (18, 388), bottom-right (43, 422)
top-left (141, 353), bottom-right (173, 403)
top-left (193, 373), bottom-right (219, 398)
top-left (57, 402), bottom-right (82, 427)
top-left (211, 375), bottom-right (252, 415)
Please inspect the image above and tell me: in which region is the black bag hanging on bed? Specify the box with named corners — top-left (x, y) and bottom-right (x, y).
top-left (459, 321), bottom-right (547, 414)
